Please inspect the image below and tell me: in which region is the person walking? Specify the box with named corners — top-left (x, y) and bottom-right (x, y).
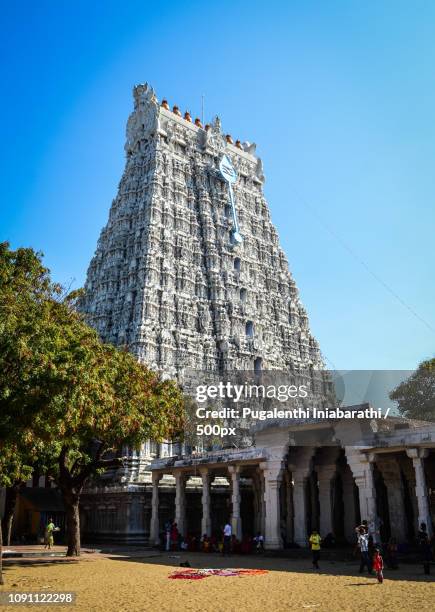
top-left (373, 547), bottom-right (384, 583)
top-left (223, 521), bottom-right (232, 556)
top-left (44, 518), bottom-right (55, 550)
top-left (356, 527), bottom-right (372, 574)
top-left (309, 529), bottom-right (321, 570)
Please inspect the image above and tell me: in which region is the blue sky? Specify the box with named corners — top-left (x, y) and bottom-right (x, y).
top-left (1, 0), bottom-right (434, 370)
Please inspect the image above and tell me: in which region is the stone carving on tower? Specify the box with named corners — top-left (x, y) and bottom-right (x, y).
top-left (82, 83), bottom-right (323, 390)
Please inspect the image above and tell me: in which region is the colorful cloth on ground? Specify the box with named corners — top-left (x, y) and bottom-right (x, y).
top-left (169, 568), bottom-right (268, 580)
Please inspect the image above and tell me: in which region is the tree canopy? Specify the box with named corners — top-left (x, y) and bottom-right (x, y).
top-left (389, 358), bottom-right (435, 422)
top-left (0, 242), bottom-right (185, 563)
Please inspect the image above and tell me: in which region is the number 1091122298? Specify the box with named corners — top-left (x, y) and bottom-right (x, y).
top-left (0, 592), bottom-right (76, 605)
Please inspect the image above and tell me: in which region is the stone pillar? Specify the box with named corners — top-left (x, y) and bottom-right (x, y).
top-left (174, 470), bottom-right (186, 537)
top-left (317, 465), bottom-right (336, 537)
top-left (228, 465), bottom-right (242, 540)
top-left (289, 447), bottom-right (315, 546)
top-left (252, 469), bottom-right (260, 533)
top-left (309, 471), bottom-right (319, 531)
top-left (406, 448), bottom-right (432, 536)
top-left (346, 448), bottom-right (376, 523)
top-left (200, 467), bottom-right (212, 537)
top-left (260, 460), bottom-right (283, 549)
top-left (253, 466), bottom-right (266, 535)
top-left (260, 469), bottom-right (266, 536)
top-left (400, 458), bottom-right (419, 534)
top-left (378, 457), bottom-right (406, 542)
top-left (149, 471), bottom-right (161, 545)
top-left (284, 471), bottom-right (294, 543)
top-left (292, 470), bottom-right (308, 545)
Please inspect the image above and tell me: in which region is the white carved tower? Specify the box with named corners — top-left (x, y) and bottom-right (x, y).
top-left (82, 83), bottom-right (323, 381)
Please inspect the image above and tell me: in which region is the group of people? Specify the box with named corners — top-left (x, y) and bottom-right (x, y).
top-left (163, 517), bottom-right (434, 579)
top-left (307, 520), bottom-right (434, 581)
top-left (307, 524), bottom-right (386, 583)
top-left (161, 520), bottom-right (265, 555)
top-left (355, 524), bottom-right (385, 582)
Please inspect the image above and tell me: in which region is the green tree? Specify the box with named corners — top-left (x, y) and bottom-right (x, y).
top-left (0, 242), bottom-right (59, 584)
top-left (42, 342), bottom-right (184, 556)
top-left (0, 243), bottom-right (184, 567)
top-left (389, 359), bottom-right (435, 421)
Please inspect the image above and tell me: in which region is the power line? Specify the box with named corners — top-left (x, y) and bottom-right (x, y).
top-left (291, 186), bottom-right (435, 335)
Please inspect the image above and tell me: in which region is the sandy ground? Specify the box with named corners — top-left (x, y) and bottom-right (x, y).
top-left (0, 553), bottom-right (434, 612)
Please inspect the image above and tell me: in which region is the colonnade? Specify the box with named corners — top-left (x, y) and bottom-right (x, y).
top-left (149, 445), bottom-right (434, 549)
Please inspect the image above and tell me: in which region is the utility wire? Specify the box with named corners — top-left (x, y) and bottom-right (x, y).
top-left (291, 186), bottom-right (435, 335)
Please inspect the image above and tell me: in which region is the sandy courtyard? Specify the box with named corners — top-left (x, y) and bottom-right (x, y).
top-left (1, 553), bottom-right (434, 612)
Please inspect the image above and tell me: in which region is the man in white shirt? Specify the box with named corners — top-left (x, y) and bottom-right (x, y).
top-left (223, 522), bottom-right (232, 555)
top-left (356, 527), bottom-right (372, 574)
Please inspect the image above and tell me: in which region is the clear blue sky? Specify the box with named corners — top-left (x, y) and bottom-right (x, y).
top-left (1, 0), bottom-right (434, 370)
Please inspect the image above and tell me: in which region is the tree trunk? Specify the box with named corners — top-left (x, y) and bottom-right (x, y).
top-left (57, 444), bottom-right (112, 557)
top-left (64, 496), bottom-right (81, 557)
top-left (2, 483), bottom-right (20, 545)
top-left (0, 517), bottom-right (4, 585)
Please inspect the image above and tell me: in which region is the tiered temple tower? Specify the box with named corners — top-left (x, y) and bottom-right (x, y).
top-left (82, 83), bottom-right (322, 379)
top-left (80, 83), bottom-right (324, 542)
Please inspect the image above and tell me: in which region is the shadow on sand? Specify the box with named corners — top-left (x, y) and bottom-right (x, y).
top-left (103, 551), bottom-right (434, 584)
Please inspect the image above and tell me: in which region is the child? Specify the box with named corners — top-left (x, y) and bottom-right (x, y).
top-left (309, 529), bottom-right (321, 570)
top-left (373, 547), bottom-right (384, 583)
